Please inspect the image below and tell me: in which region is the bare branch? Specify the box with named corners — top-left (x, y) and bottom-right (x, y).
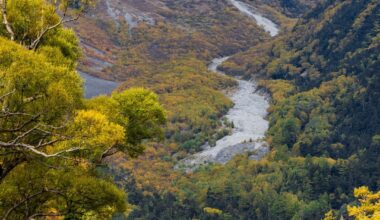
top-left (0, 0), bottom-right (15, 41)
top-left (101, 146), bottom-right (118, 160)
top-left (0, 89), bottom-right (15, 112)
top-left (28, 212), bottom-right (66, 219)
top-left (0, 140), bottom-right (81, 158)
top-left (23, 94), bottom-right (44, 103)
top-left (0, 114), bottom-right (40, 133)
top-left (10, 125), bottom-right (39, 144)
top-left (0, 89), bottom-right (15, 101)
top-left (20, 143), bottom-right (80, 158)
top-left (28, 10), bottom-right (81, 50)
top-left (2, 190), bottom-right (46, 220)
top-left (35, 138), bottom-right (65, 149)
top-left (0, 110), bottom-right (35, 118)
top-left (0, 157), bottom-right (25, 182)
top-left (2, 188), bottom-right (66, 220)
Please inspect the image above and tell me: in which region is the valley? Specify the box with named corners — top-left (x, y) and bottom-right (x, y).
top-left (229, 0), bottom-right (279, 36)
top-left (179, 56), bottom-right (270, 168)
top-left (73, 0), bottom-right (380, 219)
top-left (81, 0), bottom-right (278, 167)
top-left (1, 0), bottom-right (379, 219)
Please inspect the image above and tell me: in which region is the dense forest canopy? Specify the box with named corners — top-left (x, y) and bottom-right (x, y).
top-left (121, 0), bottom-right (380, 219)
top-left (0, 0), bottom-right (379, 219)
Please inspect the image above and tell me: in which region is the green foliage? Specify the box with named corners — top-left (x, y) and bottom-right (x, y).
top-left (0, 36), bottom-right (83, 119)
top-left (324, 210), bottom-right (337, 220)
top-left (39, 28), bottom-right (81, 67)
top-left (117, 56), bottom-right (236, 154)
top-left (0, 1), bottom-right (166, 218)
top-left (0, 162), bottom-right (127, 219)
top-left (166, 155), bottom-right (334, 219)
top-left (1, 0), bottom-right (375, 219)
top-left (5, 0), bottom-right (57, 41)
top-left (266, 76), bottom-right (363, 157)
top-left (372, 135), bottom-right (380, 145)
top-left (0, 0), bottom-right (94, 48)
top-left (113, 88), bottom-right (166, 146)
top-left (0, 38), bottom-right (164, 218)
top-left (122, 1), bottom-right (380, 219)
top-left (86, 88), bottom-right (166, 157)
top-left (230, 1), bottom-right (380, 218)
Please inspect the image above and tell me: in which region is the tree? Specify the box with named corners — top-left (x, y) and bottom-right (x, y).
top-left (0, 0), bottom-right (94, 49)
top-left (0, 161), bottom-right (128, 219)
top-left (0, 38), bottom-right (165, 217)
top-left (0, 29), bottom-right (127, 220)
top-left (203, 207), bottom-right (223, 218)
top-left (0, 0), bottom-right (166, 218)
top-left (347, 186), bottom-right (380, 220)
top-left (0, 36), bottom-right (83, 181)
top-left (323, 210), bottom-right (336, 220)
top-left (85, 88), bottom-right (167, 158)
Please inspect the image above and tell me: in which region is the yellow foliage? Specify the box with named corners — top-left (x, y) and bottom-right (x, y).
top-left (71, 110), bottom-right (125, 146)
top-left (203, 207), bottom-right (223, 215)
top-left (348, 186), bottom-right (380, 220)
top-left (324, 210), bottom-right (336, 220)
top-left (259, 80), bottom-right (295, 102)
top-left (53, 110), bottom-right (126, 160)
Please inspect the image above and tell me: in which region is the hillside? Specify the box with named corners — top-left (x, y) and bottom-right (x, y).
top-left (186, 0), bottom-right (380, 219)
top-left (224, 0), bottom-right (380, 157)
top-left (112, 0), bottom-right (380, 219)
top-left (70, 1), bottom-right (282, 161)
top-left (76, 0), bottom-right (380, 219)
top-left (1, 0), bottom-right (379, 219)
top-left (74, 0), bottom-right (268, 79)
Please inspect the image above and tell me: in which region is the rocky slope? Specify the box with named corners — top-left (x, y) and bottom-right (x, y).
top-left (73, 0), bottom-right (270, 80)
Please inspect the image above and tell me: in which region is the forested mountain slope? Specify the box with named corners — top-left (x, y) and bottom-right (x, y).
top-left (2, 0), bottom-right (379, 219)
top-left (72, 0), bottom-right (277, 160)
top-left (74, 0), bottom-right (268, 80)
top-left (225, 0), bottom-right (380, 158)
top-left (73, 0), bottom-right (320, 158)
top-left (185, 0), bottom-right (380, 219)
top-left (239, 0), bottom-right (318, 18)
top-left (73, 0), bottom-right (380, 219)
top-left (73, 0), bottom-right (319, 80)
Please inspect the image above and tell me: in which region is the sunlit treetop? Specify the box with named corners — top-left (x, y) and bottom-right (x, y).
top-left (0, 0), bottom-right (94, 50)
top-left (0, 0), bottom-right (167, 218)
top-left (348, 187), bottom-right (380, 220)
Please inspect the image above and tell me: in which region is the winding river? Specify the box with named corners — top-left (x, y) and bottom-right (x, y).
top-left (80, 0), bottom-right (278, 101)
top-left (179, 0), bottom-right (279, 168)
top-left (229, 0), bottom-right (279, 37)
top-left (80, 0), bottom-right (279, 166)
